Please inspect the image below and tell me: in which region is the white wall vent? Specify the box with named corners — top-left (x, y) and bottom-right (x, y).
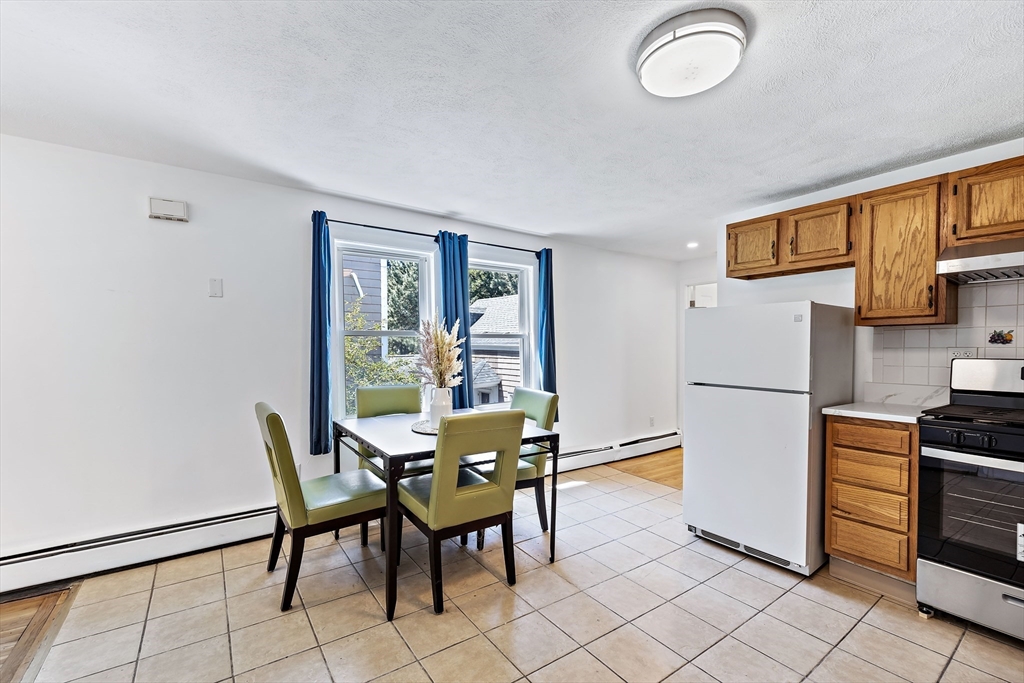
top-left (149, 198), bottom-right (188, 222)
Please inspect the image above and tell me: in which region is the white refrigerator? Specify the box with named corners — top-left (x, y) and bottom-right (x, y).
top-left (683, 301), bottom-right (853, 575)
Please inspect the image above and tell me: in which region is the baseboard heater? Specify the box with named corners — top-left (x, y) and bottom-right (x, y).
top-left (554, 431), bottom-right (681, 472)
top-left (0, 507), bottom-right (277, 594)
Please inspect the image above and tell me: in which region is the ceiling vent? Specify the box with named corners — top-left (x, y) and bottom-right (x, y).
top-left (149, 198), bottom-right (188, 222)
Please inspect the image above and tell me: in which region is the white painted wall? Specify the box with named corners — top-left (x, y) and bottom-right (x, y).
top-left (0, 134), bottom-right (679, 560)
top-left (676, 256), bottom-right (717, 432)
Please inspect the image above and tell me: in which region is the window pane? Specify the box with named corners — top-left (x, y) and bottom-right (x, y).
top-left (343, 335), bottom-right (420, 416)
top-left (342, 254), bottom-right (420, 332)
top-left (469, 269), bottom-right (519, 333)
top-left (472, 338), bottom-right (522, 405)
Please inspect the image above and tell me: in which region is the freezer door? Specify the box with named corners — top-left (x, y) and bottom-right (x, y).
top-left (685, 302), bottom-right (811, 393)
top-left (683, 384), bottom-right (814, 567)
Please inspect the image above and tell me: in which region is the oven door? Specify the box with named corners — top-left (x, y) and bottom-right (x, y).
top-left (919, 446), bottom-right (1024, 588)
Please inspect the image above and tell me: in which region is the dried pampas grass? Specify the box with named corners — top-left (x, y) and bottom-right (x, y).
top-left (415, 316), bottom-right (465, 389)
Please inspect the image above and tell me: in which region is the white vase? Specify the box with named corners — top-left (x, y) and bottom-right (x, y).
top-left (429, 386), bottom-right (453, 428)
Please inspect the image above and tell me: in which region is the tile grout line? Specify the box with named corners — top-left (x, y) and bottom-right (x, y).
top-left (220, 549), bottom-right (236, 682)
top-left (131, 564), bottom-right (158, 681)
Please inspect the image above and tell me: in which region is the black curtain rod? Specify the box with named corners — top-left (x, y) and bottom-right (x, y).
top-left (325, 218), bottom-right (540, 256)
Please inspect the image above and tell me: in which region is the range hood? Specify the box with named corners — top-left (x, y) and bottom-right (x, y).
top-left (936, 238), bottom-right (1024, 284)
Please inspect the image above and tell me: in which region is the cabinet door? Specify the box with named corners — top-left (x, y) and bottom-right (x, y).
top-left (788, 203), bottom-right (850, 263)
top-left (857, 181), bottom-right (941, 321)
top-left (726, 218), bottom-right (778, 275)
top-left (950, 157), bottom-right (1024, 243)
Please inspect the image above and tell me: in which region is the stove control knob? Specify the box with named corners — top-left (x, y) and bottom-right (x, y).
top-left (980, 435), bottom-right (997, 449)
top-left (949, 431), bottom-right (958, 444)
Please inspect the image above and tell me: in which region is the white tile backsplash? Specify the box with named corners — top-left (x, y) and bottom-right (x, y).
top-left (904, 329), bottom-right (929, 347)
top-left (866, 282), bottom-right (1022, 400)
top-left (986, 305), bottom-right (1017, 328)
top-left (987, 282), bottom-right (1017, 306)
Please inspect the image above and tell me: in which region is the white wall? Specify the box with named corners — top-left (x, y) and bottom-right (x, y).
top-left (676, 256), bottom-right (717, 431)
top-left (0, 134), bottom-right (679, 560)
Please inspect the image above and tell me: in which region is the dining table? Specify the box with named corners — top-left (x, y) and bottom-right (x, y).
top-left (333, 408), bottom-right (561, 620)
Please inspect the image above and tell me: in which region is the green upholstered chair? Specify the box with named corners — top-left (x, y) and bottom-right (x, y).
top-left (255, 402), bottom-right (386, 611)
top-left (355, 385), bottom-right (433, 477)
top-left (471, 388), bottom-right (558, 549)
top-left (397, 410), bottom-right (525, 613)
top-left (351, 385), bottom-right (432, 544)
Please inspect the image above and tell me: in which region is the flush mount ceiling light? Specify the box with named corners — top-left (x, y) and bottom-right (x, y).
top-left (687, 242), bottom-right (699, 249)
top-left (636, 8), bottom-right (747, 98)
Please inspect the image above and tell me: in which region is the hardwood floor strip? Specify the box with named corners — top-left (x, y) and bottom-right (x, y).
top-left (0, 587), bottom-right (75, 683)
top-left (608, 447), bottom-right (683, 489)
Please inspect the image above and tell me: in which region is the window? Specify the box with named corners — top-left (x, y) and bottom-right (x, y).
top-left (468, 263), bottom-right (533, 405)
top-left (338, 248), bottom-right (428, 416)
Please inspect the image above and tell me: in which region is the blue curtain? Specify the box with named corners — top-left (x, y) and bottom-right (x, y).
top-left (537, 248), bottom-right (557, 402)
top-left (436, 231), bottom-right (474, 409)
top-left (309, 211), bottom-right (333, 454)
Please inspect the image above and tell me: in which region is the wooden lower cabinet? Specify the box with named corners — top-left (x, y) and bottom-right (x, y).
top-left (825, 416), bottom-right (919, 582)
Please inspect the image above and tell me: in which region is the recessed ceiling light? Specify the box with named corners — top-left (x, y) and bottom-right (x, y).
top-left (687, 242), bottom-right (699, 249)
top-left (636, 9), bottom-right (747, 98)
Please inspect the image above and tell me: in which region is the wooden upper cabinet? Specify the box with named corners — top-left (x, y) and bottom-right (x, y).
top-left (855, 177), bottom-right (956, 326)
top-left (726, 217), bottom-right (778, 276)
top-left (726, 199), bottom-right (855, 279)
top-left (788, 202), bottom-right (851, 263)
top-left (948, 156), bottom-right (1024, 244)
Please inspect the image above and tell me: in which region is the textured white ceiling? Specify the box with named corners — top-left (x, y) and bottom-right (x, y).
top-left (2, 1), bottom-right (1022, 260)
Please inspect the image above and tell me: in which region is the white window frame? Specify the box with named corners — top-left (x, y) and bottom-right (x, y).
top-left (333, 240), bottom-right (434, 418)
top-left (468, 256), bottom-right (538, 407)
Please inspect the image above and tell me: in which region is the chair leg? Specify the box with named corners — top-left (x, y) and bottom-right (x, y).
top-left (428, 533), bottom-right (444, 613)
top-left (360, 521), bottom-right (369, 547)
top-left (534, 479), bottom-right (548, 532)
top-left (476, 529), bottom-right (485, 551)
top-left (268, 513), bottom-right (286, 572)
top-left (280, 532), bottom-right (304, 611)
top-left (380, 518), bottom-right (386, 551)
top-left (460, 533), bottom-right (468, 546)
top-left (501, 516), bottom-right (516, 586)
top-left (396, 519), bottom-right (403, 565)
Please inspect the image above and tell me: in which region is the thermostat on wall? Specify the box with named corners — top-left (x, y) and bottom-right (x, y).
top-left (149, 197), bottom-right (188, 222)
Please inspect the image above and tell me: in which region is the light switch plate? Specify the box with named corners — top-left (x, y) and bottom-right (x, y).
top-left (209, 278), bottom-right (223, 297)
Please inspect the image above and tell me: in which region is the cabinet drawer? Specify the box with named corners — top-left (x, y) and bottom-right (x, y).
top-left (831, 517), bottom-right (908, 571)
top-left (832, 482), bottom-right (909, 532)
top-left (832, 447), bottom-right (910, 494)
top-left (832, 420), bottom-right (911, 455)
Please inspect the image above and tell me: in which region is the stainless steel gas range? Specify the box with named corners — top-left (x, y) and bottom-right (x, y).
top-left (917, 358), bottom-right (1024, 640)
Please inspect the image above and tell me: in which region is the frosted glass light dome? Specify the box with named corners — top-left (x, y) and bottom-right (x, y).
top-left (636, 9), bottom-right (747, 98)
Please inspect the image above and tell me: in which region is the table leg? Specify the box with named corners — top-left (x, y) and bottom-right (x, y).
top-left (333, 432), bottom-right (341, 540)
top-left (549, 437), bottom-right (559, 563)
top-left (385, 459), bottom-right (405, 620)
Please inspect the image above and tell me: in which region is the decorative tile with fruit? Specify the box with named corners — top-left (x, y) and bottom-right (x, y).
top-left (988, 329), bottom-right (1014, 345)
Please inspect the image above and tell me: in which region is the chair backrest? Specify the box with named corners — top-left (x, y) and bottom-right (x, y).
top-left (254, 403), bottom-right (307, 528)
top-left (426, 410), bottom-right (525, 530)
top-left (510, 387), bottom-right (558, 430)
top-left (356, 385), bottom-right (422, 418)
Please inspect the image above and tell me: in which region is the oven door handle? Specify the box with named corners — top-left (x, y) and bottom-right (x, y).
top-left (921, 447), bottom-right (1024, 473)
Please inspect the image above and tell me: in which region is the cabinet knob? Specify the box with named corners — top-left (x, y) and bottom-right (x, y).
top-left (790, 236), bottom-right (795, 256)
top-left (771, 240), bottom-right (776, 260)
top-left (928, 284), bottom-right (934, 309)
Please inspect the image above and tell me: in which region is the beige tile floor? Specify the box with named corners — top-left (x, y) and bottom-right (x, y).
top-left (37, 464), bottom-right (1024, 683)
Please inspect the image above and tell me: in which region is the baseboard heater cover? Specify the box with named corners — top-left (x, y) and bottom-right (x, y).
top-left (0, 507), bottom-right (277, 593)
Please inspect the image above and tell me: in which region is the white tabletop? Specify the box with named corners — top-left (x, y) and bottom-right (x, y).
top-left (821, 402), bottom-right (925, 424)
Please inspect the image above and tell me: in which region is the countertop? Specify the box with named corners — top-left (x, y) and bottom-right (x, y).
top-left (821, 402), bottom-right (925, 424)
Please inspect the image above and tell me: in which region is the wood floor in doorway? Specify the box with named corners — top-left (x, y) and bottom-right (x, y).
top-left (608, 447), bottom-right (683, 489)
top-left (0, 588), bottom-right (74, 683)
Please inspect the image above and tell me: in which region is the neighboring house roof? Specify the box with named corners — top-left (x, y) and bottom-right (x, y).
top-left (472, 359), bottom-right (502, 389)
top-left (470, 295), bottom-right (519, 350)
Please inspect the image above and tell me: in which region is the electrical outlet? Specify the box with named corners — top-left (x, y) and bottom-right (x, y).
top-left (649, 416), bottom-right (655, 427)
top-left (948, 348), bottom-right (977, 363)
